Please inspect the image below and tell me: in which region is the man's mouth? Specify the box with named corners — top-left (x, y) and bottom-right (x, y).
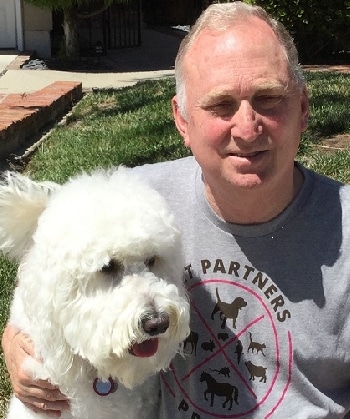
top-left (228, 149), bottom-right (267, 159)
top-left (233, 152), bottom-right (260, 158)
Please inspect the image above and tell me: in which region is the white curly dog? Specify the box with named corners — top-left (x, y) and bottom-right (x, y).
top-left (0, 168), bottom-right (190, 419)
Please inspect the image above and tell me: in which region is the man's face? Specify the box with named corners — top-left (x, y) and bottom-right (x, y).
top-left (173, 18), bottom-right (309, 197)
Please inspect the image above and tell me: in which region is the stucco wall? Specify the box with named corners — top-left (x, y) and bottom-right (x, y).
top-left (23, 2), bottom-right (52, 58)
top-left (0, 0), bottom-right (17, 48)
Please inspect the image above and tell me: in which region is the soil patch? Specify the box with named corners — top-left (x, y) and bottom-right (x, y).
top-left (318, 134), bottom-right (350, 154)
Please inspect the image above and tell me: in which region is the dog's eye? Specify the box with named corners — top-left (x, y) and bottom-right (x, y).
top-left (101, 259), bottom-right (123, 275)
top-left (145, 256), bottom-right (156, 269)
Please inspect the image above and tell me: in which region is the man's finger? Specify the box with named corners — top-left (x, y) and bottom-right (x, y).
top-left (23, 401), bottom-right (63, 417)
top-left (33, 380), bottom-right (68, 397)
top-left (21, 396), bottom-right (69, 414)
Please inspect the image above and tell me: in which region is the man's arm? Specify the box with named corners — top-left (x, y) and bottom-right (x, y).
top-left (2, 324), bottom-right (69, 417)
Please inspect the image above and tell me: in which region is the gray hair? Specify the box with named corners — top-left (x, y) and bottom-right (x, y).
top-left (175, 1), bottom-right (305, 118)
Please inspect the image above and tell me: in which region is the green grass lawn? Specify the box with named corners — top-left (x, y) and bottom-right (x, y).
top-left (0, 72), bottom-right (349, 417)
top-left (24, 78), bottom-right (191, 183)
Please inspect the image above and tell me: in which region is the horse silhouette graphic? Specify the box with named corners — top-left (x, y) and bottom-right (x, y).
top-left (200, 371), bottom-right (239, 410)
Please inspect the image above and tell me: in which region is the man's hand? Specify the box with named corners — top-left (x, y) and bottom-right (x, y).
top-left (2, 324), bottom-right (69, 417)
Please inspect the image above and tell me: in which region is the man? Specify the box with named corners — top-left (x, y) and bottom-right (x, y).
top-left (3, 2), bottom-right (350, 417)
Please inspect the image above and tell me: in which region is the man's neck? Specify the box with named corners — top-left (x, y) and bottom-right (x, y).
top-left (204, 166), bottom-right (304, 225)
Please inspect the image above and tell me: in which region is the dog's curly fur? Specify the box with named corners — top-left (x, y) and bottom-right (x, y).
top-left (0, 168), bottom-right (190, 419)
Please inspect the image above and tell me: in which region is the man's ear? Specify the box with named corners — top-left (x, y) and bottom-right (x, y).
top-left (300, 86), bottom-right (309, 133)
top-left (172, 96), bottom-right (190, 147)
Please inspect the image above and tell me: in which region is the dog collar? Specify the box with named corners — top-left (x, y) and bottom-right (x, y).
top-left (93, 377), bottom-right (118, 396)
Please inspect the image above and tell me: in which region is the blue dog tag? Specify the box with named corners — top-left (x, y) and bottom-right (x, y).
top-left (93, 377), bottom-right (118, 396)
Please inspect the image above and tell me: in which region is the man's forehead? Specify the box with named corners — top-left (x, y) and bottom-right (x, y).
top-left (184, 27), bottom-right (289, 76)
top-left (192, 17), bottom-right (279, 49)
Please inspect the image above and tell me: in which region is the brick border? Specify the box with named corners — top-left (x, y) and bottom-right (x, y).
top-left (0, 81), bottom-right (83, 162)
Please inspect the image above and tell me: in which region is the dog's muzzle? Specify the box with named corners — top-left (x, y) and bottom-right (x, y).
top-left (128, 313), bottom-right (170, 358)
top-left (142, 313), bottom-right (169, 336)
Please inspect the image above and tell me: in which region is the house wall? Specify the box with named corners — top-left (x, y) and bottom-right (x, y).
top-left (23, 2), bottom-right (52, 58)
top-left (0, 0), bottom-right (17, 48)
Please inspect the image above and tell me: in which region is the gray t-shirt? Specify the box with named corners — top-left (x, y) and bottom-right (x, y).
top-left (134, 156), bottom-right (350, 418)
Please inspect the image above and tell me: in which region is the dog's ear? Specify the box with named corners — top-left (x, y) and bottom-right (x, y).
top-left (0, 171), bottom-right (60, 260)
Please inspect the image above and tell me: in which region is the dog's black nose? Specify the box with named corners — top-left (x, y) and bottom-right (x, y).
top-left (142, 314), bottom-right (169, 336)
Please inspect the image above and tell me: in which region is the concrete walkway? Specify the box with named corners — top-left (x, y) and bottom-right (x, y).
top-left (0, 67), bottom-right (176, 94)
top-left (0, 28), bottom-right (184, 94)
top-left (0, 52), bottom-right (18, 76)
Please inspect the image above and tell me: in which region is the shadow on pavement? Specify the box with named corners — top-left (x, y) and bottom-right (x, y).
top-left (45, 28), bottom-right (186, 73)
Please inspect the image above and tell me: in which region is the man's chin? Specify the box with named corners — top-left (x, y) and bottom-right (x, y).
top-left (225, 172), bottom-right (266, 190)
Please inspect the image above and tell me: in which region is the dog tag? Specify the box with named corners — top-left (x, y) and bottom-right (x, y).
top-left (93, 377), bottom-right (118, 396)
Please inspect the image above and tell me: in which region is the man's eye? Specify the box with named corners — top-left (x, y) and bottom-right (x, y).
top-left (101, 259), bottom-right (123, 275)
top-left (254, 95), bottom-right (283, 111)
top-left (207, 103), bottom-right (236, 117)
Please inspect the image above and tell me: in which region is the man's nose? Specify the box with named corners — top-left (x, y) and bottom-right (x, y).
top-left (230, 100), bottom-right (262, 142)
